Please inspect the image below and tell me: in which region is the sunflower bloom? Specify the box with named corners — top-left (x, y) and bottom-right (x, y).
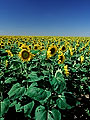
top-left (79, 46), bottom-right (85, 52)
top-left (6, 60), bottom-right (8, 67)
top-left (59, 45), bottom-right (66, 53)
top-left (64, 65), bottom-right (69, 76)
top-left (74, 45), bottom-right (77, 51)
top-left (18, 49), bottom-right (33, 62)
top-left (20, 44), bottom-right (29, 50)
top-left (34, 44), bottom-right (40, 50)
top-left (69, 46), bottom-right (73, 56)
top-left (80, 56), bottom-right (84, 63)
top-left (58, 52), bottom-right (65, 64)
top-left (6, 50), bottom-right (13, 57)
top-left (47, 44), bottom-right (57, 59)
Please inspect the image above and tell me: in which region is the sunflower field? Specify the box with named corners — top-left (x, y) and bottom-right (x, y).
top-left (0, 35), bottom-right (90, 120)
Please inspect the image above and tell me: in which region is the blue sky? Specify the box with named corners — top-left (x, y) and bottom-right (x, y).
top-left (0, 0), bottom-right (90, 36)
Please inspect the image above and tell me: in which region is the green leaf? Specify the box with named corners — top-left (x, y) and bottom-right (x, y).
top-left (50, 76), bottom-right (66, 94)
top-left (0, 98), bottom-right (10, 117)
top-left (8, 83), bottom-right (21, 97)
top-left (8, 83), bottom-right (25, 99)
top-left (5, 77), bottom-right (17, 83)
top-left (24, 101), bottom-right (34, 118)
top-left (42, 70), bottom-right (49, 76)
top-left (80, 68), bottom-right (87, 72)
top-left (35, 105), bottom-right (47, 120)
top-left (31, 50), bottom-right (39, 54)
top-left (56, 94), bottom-right (71, 110)
top-left (48, 109), bottom-right (61, 120)
top-left (88, 86), bottom-right (90, 92)
top-left (0, 117), bottom-right (4, 120)
top-left (55, 71), bottom-right (65, 82)
top-left (71, 68), bottom-right (77, 72)
top-left (28, 72), bottom-right (44, 82)
top-left (39, 51), bottom-right (46, 60)
top-left (75, 63), bottom-right (81, 68)
top-left (81, 77), bottom-right (88, 82)
top-left (9, 101), bottom-right (17, 107)
top-left (15, 102), bottom-right (22, 112)
top-left (25, 86), bottom-right (51, 104)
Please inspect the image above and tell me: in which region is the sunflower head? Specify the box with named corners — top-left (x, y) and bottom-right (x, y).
top-left (6, 60), bottom-right (8, 67)
top-left (18, 49), bottom-right (32, 62)
top-left (34, 44), bottom-right (40, 50)
top-left (20, 44), bottom-right (29, 50)
top-left (58, 53), bottom-right (65, 64)
top-left (79, 46), bottom-right (85, 52)
top-left (6, 50), bottom-right (13, 57)
top-left (62, 45), bottom-right (66, 51)
top-left (47, 44), bottom-right (57, 59)
top-left (64, 65), bottom-right (69, 76)
top-left (59, 45), bottom-right (66, 52)
top-left (80, 55), bottom-right (84, 63)
top-left (69, 46), bottom-right (73, 56)
top-left (28, 45), bottom-right (32, 50)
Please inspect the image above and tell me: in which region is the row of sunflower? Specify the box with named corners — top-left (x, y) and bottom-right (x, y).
top-left (0, 35), bottom-right (90, 57)
top-left (0, 35), bottom-right (90, 78)
top-left (0, 35), bottom-right (90, 120)
top-left (0, 36), bottom-right (90, 72)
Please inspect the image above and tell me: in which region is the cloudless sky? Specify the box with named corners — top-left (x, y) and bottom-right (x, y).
top-left (0, 0), bottom-right (90, 36)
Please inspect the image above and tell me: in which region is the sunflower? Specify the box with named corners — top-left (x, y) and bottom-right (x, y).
top-left (64, 65), bottom-right (69, 76)
top-left (7, 42), bottom-right (11, 46)
top-left (80, 55), bottom-right (84, 63)
top-left (18, 49), bottom-right (34, 62)
top-left (6, 50), bottom-right (13, 57)
top-left (20, 44), bottom-right (29, 50)
top-left (5, 60), bottom-right (8, 67)
top-left (47, 44), bottom-right (57, 59)
top-left (74, 45), bottom-right (77, 52)
top-left (58, 52), bottom-right (65, 64)
top-left (76, 43), bottom-right (79, 47)
top-left (40, 45), bottom-right (45, 51)
top-left (79, 46), bottom-right (85, 52)
top-left (60, 45), bottom-right (66, 52)
top-left (1, 45), bottom-right (5, 49)
top-left (69, 46), bottom-right (73, 56)
top-left (18, 42), bottom-right (23, 47)
top-left (1, 42), bottom-right (4, 45)
top-left (28, 45), bottom-right (32, 50)
top-left (34, 44), bottom-right (40, 50)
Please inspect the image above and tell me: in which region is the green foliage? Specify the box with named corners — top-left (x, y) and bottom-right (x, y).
top-left (0, 98), bottom-right (10, 117)
top-left (0, 37), bottom-right (90, 120)
top-left (25, 86), bottom-right (51, 104)
top-left (8, 83), bottom-right (26, 100)
top-left (35, 106), bottom-right (61, 120)
top-left (24, 101), bottom-right (34, 118)
top-left (56, 93), bottom-right (72, 110)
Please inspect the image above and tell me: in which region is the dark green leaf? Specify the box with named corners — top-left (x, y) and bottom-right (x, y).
top-left (35, 105), bottom-right (47, 120)
top-left (25, 86), bottom-right (51, 104)
top-left (24, 101), bottom-right (34, 118)
top-left (81, 77), bottom-right (88, 82)
top-left (48, 109), bottom-right (61, 120)
top-left (5, 77), bottom-right (17, 83)
top-left (56, 94), bottom-right (71, 110)
top-left (0, 98), bottom-right (10, 117)
top-left (8, 83), bottom-right (26, 99)
top-left (28, 72), bottom-right (44, 82)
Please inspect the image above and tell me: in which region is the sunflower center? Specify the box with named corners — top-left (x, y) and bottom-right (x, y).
top-left (34, 46), bottom-right (37, 49)
top-left (22, 51), bottom-right (29, 59)
top-left (50, 48), bottom-right (55, 54)
top-left (29, 46), bottom-right (31, 49)
top-left (59, 56), bottom-right (63, 61)
top-left (62, 46), bottom-right (65, 50)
